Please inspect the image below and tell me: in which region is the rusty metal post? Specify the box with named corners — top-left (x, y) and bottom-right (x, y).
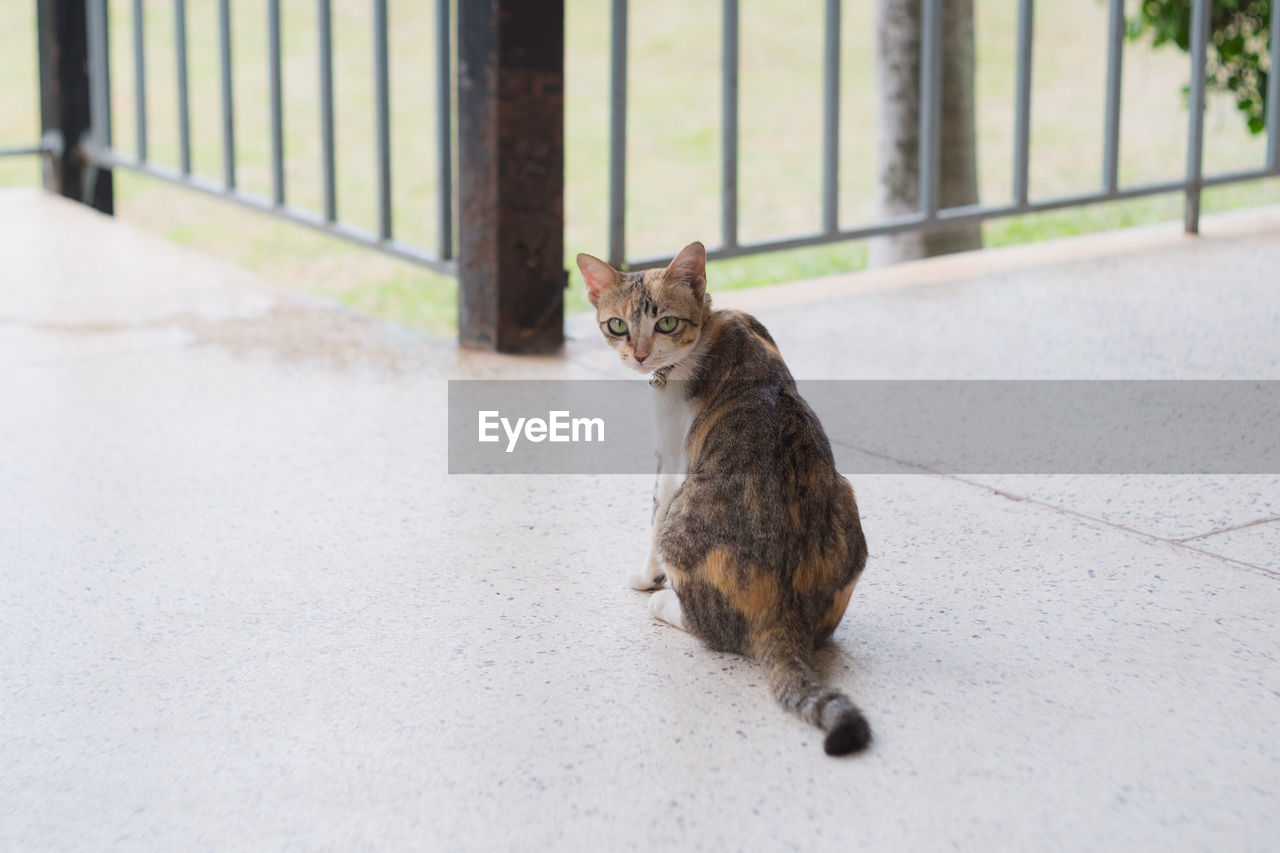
top-left (36, 0), bottom-right (113, 213)
top-left (457, 0), bottom-right (565, 353)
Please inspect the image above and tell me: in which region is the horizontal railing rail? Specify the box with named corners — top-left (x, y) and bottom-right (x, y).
top-left (0, 145), bottom-right (51, 158)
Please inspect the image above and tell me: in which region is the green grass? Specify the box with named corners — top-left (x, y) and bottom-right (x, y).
top-left (2, 0), bottom-right (1278, 336)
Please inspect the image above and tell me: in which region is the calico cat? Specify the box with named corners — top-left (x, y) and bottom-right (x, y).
top-left (576, 241), bottom-right (871, 756)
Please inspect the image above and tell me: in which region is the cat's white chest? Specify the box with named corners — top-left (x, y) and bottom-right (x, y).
top-left (652, 381), bottom-right (693, 481)
top-left (633, 381), bottom-right (696, 592)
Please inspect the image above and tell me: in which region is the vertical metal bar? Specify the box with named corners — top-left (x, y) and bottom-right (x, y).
top-left (86, 0), bottom-right (111, 151)
top-left (175, 0), bottom-right (191, 174)
top-left (373, 0), bottom-right (392, 240)
top-left (132, 0), bottom-right (147, 161)
top-left (318, 0), bottom-right (337, 222)
top-left (722, 0), bottom-right (739, 248)
top-left (608, 0), bottom-right (628, 267)
top-left (821, 0), bottom-right (840, 234)
top-left (268, 0), bottom-right (285, 206)
top-left (1102, 0), bottom-right (1124, 193)
top-left (101, 0), bottom-right (113, 150)
top-left (436, 0), bottom-right (453, 260)
top-left (918, 0), bottom-right (942, 217)
top-left (218, 0), bottom-right (235, 189)
top-left (1012, 0), bottom-right (1033, 206)
top-left (1267, 0), bottom-right (1280, 171)
top-left (1184, 0), bottom-right (1210, 234)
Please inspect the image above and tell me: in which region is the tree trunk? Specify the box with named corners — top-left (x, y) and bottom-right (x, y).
top-left (869, 0), bottom-right (980, 267)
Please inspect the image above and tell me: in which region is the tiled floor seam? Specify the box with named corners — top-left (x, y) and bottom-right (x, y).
top-left (943, 473), bottom-right (1280, 581)
top-left (1167, 540), bottom-right (1280, 579)
top-left (1172, 514), bottom-right (1280, 543)
top-left (829, 440), bottom-right (1280, 581)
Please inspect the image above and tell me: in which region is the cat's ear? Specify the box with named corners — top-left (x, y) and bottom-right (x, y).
top-left (664, 241), bottom-right (707, 300)
top-left (576, 253), bottom-right (619, 306)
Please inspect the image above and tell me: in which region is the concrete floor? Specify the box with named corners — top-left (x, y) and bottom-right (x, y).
top-left (3, 187), bottom-right (1279, 850)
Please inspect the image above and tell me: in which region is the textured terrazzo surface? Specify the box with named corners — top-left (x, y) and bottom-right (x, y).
top-left (3, 188), bottom-right (1279, 850)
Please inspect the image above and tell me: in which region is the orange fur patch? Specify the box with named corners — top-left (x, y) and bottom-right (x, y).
top-left (793, 544), bottom-right (840, 594)
top-left (701, 545), bottom-right (781, 624)
top-left (787, 500), bottom-right (803, 533)
top-left (729, 310), bottom-right (781, 358)
top-left (685, 407), bottom-right (724, 462)
top-left (738, 572), bottom-right (781, 622)
top-left (702, 546), bottom-right (735, 591)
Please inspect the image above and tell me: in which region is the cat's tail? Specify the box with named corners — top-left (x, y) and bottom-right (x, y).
top-left (757, 630), bottom-right (871, 756)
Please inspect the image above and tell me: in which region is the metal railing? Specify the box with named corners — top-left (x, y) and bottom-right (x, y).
top-left (10, 0), bottom-right (559, 351)
top-left (73, 0), bottom-right (456, 274)
top-left (607, 0), bottom-right (1280, 269)
top-left (4, 0), bottom-right (1280, 349)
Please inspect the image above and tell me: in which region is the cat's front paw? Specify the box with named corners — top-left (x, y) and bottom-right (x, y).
top-left (629, 556), bottom-right (666, 591)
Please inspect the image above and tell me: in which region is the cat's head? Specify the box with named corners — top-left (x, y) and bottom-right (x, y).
top-left (575, 241), bottom-right (712, 375)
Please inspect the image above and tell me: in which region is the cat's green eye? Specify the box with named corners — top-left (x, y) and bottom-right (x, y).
top-left (656, 316), bottom-right (679, 333)
top-left (607, 317), bottom-right (628, 335)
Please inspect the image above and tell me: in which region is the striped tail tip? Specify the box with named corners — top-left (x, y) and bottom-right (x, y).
top-left (823, 712), bottom-right (871, 756)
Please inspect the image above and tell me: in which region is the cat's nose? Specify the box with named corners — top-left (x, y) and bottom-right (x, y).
top-left (634, 352), bottom-right (648, 363)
